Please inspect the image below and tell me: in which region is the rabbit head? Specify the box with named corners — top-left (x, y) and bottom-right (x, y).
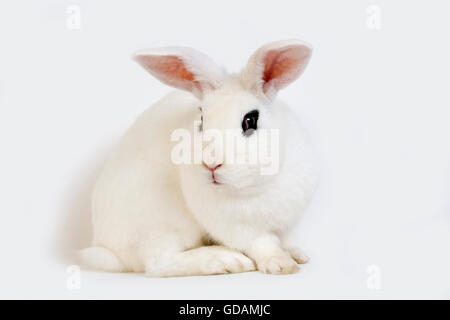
top-left (134, 40), bottom-right (312, 192)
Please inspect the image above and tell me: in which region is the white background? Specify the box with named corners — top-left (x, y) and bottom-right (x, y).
top-left (1, 0), bottom-right (449, 299)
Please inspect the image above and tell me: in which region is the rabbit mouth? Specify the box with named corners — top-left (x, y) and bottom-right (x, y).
top-left (211, 172), bottom-right (222, 185)
top-left (201, 162), bottom-right (223, 185)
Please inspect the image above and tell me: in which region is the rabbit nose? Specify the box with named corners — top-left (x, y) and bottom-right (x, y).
top-left (202, 162), bottom-right (222, 171)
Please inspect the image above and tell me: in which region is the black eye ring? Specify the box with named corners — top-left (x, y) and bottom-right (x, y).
top-left (242, 110), bottom-right (259, 136)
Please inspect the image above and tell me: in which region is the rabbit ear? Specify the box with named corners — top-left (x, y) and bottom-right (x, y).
top-left (242, 40), bottom-right (312, 100)
top-left (133, 47), bottom-right (224, 99)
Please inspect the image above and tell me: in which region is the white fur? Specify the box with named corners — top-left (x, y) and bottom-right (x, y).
top-left (80, 40), bottom-right (318, 276)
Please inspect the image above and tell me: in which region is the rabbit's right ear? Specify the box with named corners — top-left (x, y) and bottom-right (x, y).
top-left (133, 47), bottom-right (224, 99)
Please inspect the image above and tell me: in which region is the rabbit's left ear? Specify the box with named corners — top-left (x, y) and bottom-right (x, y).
top-left (133, 47), bottom-right (224, 99)
top-left (242, 40), bottom-right (312, 100)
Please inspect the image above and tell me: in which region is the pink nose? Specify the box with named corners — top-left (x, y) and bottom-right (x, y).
top-left (202, 162), bottom-right (222, 171)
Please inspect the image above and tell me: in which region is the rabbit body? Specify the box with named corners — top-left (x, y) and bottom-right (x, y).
top-left (80, 40), bottom-right (317, 276)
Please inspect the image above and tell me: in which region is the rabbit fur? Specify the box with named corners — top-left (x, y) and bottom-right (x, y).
top-left (79, 40), bottom-right (318, 276)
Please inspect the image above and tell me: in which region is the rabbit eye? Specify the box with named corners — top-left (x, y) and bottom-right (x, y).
top-left (242, 110), bottom-right (259, 136)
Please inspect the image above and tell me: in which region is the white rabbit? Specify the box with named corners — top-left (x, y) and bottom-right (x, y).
top-left (79, 40), bottom-right (318, 276)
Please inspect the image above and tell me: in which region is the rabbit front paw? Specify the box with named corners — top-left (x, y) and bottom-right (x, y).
top-left (256, 253), bottom-right (299, 275)
top-left (202, 251), bottom-right (256, 275)
top-left (285, 246), bottom-right (310, 264)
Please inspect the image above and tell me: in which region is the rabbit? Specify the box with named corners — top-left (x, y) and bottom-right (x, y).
top-left (78, 39), bottom-right (318, 276)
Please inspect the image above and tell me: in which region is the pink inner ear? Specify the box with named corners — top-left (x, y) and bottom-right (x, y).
top-left (262, 46), bottom-right (309, 94)
top-left (135, 55), bottom-right (199, 92)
